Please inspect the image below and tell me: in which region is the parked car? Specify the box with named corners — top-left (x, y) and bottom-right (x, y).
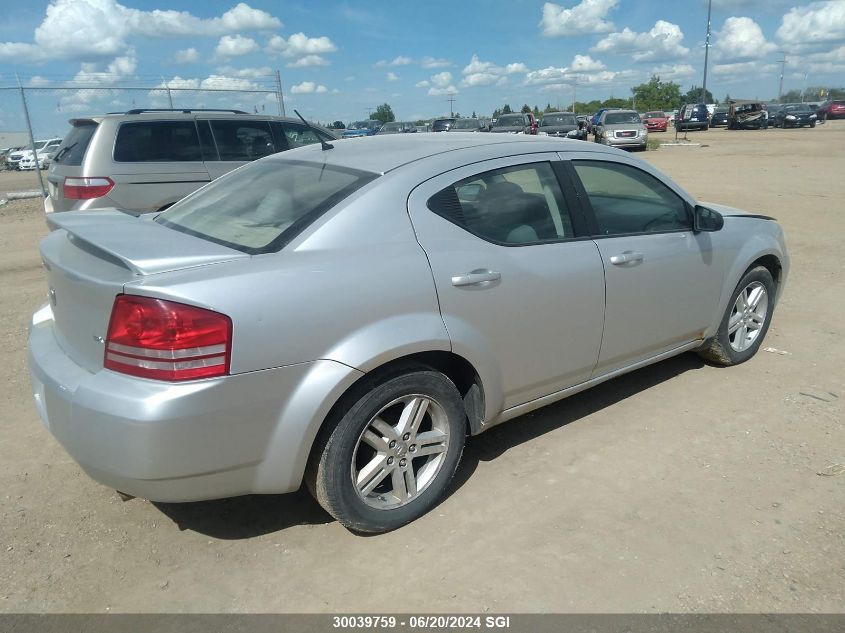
top-left (675, 104), bottom-right (710, 131)
top-left (593, 109), bottom-right (648, 150)
top-left (450, 118), bottom-right (488, 132)
top-left (642, 111), bottom-right (669, 132)
top-left (19, 138), bottom-right (63, 170)
top-left (7, 138), bottom-right (62, 170)
top-left (590, 107), bottom-right (621, 128)
top-left (490, 112), bottom-right (537, 134)
top-left (28, 134), bottom-right (789, 533)
top-left (431, 118), bottom-right (457, 132)
top-left (537, 111), bottom-right (586, 140)
top-left (341, 120), bottom-right (381, 138)
top-left (727, 101), bottom-right (767, 130)
top-left (414, 124), bottom-right (431, 133)
top-left (771, 103), bottom-right (818, 128)
top-left (710, 108), bottom-right (729, 127)
top-left (816, 99), bottom-right (845, 122)
top-left (44, 109), bottom-right (336, 215)
top-left (375, 121), bottom-right (416, 134)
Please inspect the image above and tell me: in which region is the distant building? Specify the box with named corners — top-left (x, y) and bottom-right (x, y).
top-left (0, 132), bottom-right (30, 150)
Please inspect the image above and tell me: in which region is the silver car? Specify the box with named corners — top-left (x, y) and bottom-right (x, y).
top-left (594, 109), bottom-right (648, 150)
top-left (28, 135), bottom-right (788, 533)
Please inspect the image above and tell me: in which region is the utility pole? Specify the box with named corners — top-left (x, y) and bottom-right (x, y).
top-left (446, 92), bottom-right (456, 117)
top-left (160, 76), bottom-right (173, 108)
top-left (777, 54), bottom-right (786, 101)
top-left (702, 0), bottom-right (712, 104)
top-left (15, 74), bottom-right (47, 198)
top-left (274, 69), bottom-right (286, 116)
top-left (572, 78), bottom-right (577, 113)
top-left (365, 106), bottom-right (375, 118)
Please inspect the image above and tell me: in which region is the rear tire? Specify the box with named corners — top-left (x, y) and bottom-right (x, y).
top-left (307, 370), bottom-right (466, 533)
top-left (697, 266), bottom-right (776, 366)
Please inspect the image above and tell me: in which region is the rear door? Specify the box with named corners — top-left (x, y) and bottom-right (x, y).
top-left (408, 154), bottom-right (605, 411)
top-left (566, 156), bottom-right (723, 375)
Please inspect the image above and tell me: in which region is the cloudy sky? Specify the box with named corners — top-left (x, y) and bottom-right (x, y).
top-left (1, 0), bottom-right (843, 134)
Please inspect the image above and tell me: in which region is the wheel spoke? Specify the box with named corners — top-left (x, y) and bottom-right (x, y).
top-left (414, 429), bottom-right (448, 456)
top-left (356, 455), bottom-right (391, 496)
top-left (391, 468), bottom-right (408, 502)
top-left (747, 313), bottom-right (764, 330)
top-left (403, 468), bottom-right (418, 498)
top-left (735, 324), bottom-right (748, 350)
top-left (728, 311), bottom-right (743, 334)
top-left (370, 417), bottom-right (398, 441)
top-left (397, 397), bottom-right (429, 437)
top-left (362, 430), bottom-right (390, 452)
top-left (747, 286), bottom-right (765, 309)
top-left (735, 293), bottom-right (747, 312)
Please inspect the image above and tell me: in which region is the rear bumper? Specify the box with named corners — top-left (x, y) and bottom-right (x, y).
top-left (28, 303), bottom-right (363, 502)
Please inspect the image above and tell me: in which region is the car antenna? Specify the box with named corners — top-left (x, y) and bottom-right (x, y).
top-left (293, 109), bottom-right (334, 151)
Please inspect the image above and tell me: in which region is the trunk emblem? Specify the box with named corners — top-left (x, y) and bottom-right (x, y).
top-left (48, 288), bottom-right (57, 307)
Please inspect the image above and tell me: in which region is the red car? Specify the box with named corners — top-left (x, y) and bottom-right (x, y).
top-left (642, 110), bottom-right (669, 132)
top-left (817, 100), bottom-right (845, 121)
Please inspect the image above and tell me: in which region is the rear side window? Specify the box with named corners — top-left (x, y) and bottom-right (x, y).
top-left (210, 120), bottom-right (276, 161)
top-left (114, 121), bottom-right (201, 162)
top-left (277, 122), bottom-right (325, 148)
top-left (52, 123), bottom-right (98, 166)
top-left (156, 160), bottom-right (378, 254)
top-left (427, 162), bottom-right (575, 245)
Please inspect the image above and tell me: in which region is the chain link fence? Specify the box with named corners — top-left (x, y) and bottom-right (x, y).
top-left (0, 75), bottom-right (285, 195)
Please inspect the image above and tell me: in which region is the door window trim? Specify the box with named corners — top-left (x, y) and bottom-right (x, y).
top-left (564, 158), bottom-right (694, 238)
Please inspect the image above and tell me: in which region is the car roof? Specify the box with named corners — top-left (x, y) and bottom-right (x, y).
top-left (273, 133), bottom-right (615, 175)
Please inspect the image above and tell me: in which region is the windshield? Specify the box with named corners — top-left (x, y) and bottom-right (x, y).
top-left (453, 119), bottom-right (479, 129)
top-left (432, 119), bottom-right (454, 131)
top-left (348, 121), bottom-right (374, 130)
top-left (540, 114), bottom-right (576, 126)
top-left (644, 112), bottom-right (665, 118)
top-left (156, 159), bottom-right (378, 254)
top-left (52, 124), bottom-right (97, 166)
top-left (603, 112), bottom-right (641, 125)
top-left (785, 104), bottom-right (812, 112)
top-left (495, 115), bottom-right (524, 127)
top-left (380, 123), bottom-right (400, 131)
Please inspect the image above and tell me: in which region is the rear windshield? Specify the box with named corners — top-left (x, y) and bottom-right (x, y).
top-left (540, 114), bottom-right (576, 126)
top-left (495, 115), bottom-right (524, 126)
top-left (453, 119), bottom-right (479, 129)
top-left (604, 112), bottom-right (641, 124)
top-left (432, 119), bottom-right (454, 131)
top-left (52, 123), bottom-right (98, 166)
top-left (644, 112), bottom-right (665, 118)
top-left (156, 159), bottom-right (378, 254)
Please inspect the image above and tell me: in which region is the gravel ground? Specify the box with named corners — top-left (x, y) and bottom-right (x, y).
top-left (0, 123), bottom-right (843, 613)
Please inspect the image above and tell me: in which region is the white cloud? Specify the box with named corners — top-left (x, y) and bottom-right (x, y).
top-left (173, 48), bottom-right (200, 64)
top-left (714, 17), bottom-right (776, 62)
top-left (777, 1), bottom-right (845, 49)
top-left (570, 54), bottom-right (605, 71)
top-left (386, 72), bottom-right (399, 81)
top-left (592, 20), bottom-right (689, 62)
top-left (712, 61), bottom-right (777, 78)
top-left (460, 54), bottom-right (528, 87)
top-left (157, 75), bottom-right (200, 89)
top-left (374, 55), bottom-right (413, 67)
top-left (266, 32), bottom-right (337, 58)
top-left (0, 0), bottom-right (281, 63)
top-left (431, 71), bottom-right (453, 87)
top-left (527, 65), bottom-right (634, 87)
top-left (291, 81), bottom-right (328, 94)
top-left (421, 56), bottom-right (451, 68)
top-left (71, 53), bottom-right (137, 85)
top-left (540, 0), bottom-right (618, 37)
top-left (650, 63), bottom-right (695, 79)
top-left (424, 73), bottom-right (457, 95)
top-left (216, 65), bottom-right (273, 79)
top-left (286, 54), bottom-right (329, 67)
top-left (200, 75), bottom-right (261, 90)
top-left (525, 66), bottom-right (571, 85)
top-left (215, 34), bottom-right (259, 57)
top-left (428, 85), bottom-right (458, 96)
top-left (27, 76), bottom-right (51, 87)
top-left (415, 80), bottom-right (430, 88)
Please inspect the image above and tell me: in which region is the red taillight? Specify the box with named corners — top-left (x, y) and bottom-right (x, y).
top-left (104, 295), bottom-right (231, 381)
top-left (63, 176), bottom-right (114, 200)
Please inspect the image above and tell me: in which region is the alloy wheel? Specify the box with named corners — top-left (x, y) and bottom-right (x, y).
top-left (728, 281), bottom-right (769, 352)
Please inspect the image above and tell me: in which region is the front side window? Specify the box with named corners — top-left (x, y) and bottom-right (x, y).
top-left (210, 120), bottom-right (276, 161)
top-left (427, 162), bottom-right (575, 245)
top-left (156, 160), bottom-right (377, 254)
top-left (279, 122), bottom-right (325, 148)
top-left (573, 161), bottom-right (690, 235)
top-left (114, 121), bottom-right (201, 162)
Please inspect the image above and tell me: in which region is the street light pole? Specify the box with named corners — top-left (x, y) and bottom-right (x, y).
top-left (702, 0), bottom-right (712, 104)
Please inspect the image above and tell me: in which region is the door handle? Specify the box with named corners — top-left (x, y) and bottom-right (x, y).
top-left (609, 251), bottom-right (645, 265)
top-left (451, 269), bottom-right (501, 287)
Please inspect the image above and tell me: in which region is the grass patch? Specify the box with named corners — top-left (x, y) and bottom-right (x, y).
top-left (646, 137), bottom-right (661, 151)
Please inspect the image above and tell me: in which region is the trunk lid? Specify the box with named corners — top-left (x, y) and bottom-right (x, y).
top-left (41, 210), bottom-right (248, 372)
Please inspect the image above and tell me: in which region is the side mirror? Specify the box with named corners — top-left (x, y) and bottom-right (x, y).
top-left (694, 205), bottom-right (724, 232)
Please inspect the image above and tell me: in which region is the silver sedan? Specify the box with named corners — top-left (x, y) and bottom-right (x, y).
top-left (28, 134), bottom-right (788, 533)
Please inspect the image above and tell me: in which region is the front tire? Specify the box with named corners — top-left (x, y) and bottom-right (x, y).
top-left (698, 266), bottom-right (776, 366)
top-left (308, 370), bottom-right (466, 533)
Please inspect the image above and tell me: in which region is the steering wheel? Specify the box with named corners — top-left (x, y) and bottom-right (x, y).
top-left (642, 212), bottom-right (683, 232)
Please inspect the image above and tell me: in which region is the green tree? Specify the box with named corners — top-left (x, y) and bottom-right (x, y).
top-left (330, 120), bottom-right (345, 129)
top-left (471, 110), bottom-right (477, 118)
top-left (532, 105), bottom-right (541, 116)
top-left (544, 102), bottom-right (555, 113)
top-left (682, 85), bottom-right (714, 104)
top-left (631, 75), bottom-right (682, 111)
top-left (723, 94), bottom-right (732, 106)
top-left (779, 89), bottom-right (802, 103)
top-left (520, 104), bottom-right (531, 113)
top-left (601, 97), bottom-right (629, 109)
top-left (501, 104), bottom-right (513, 114)
top-left (371, 103), bottom-right (395, 124)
